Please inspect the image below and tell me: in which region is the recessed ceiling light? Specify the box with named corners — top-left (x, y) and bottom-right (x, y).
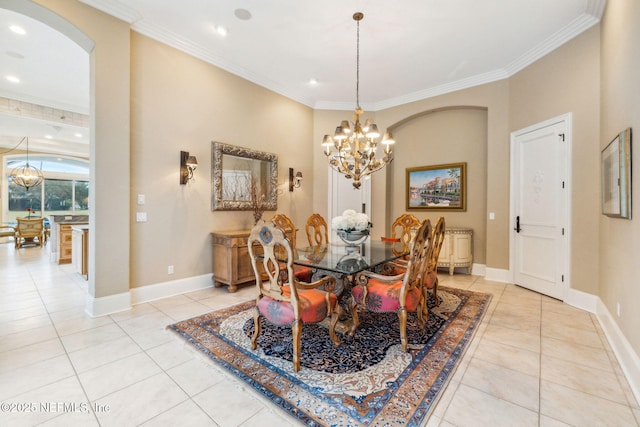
top-left (9, 25), bottom-right (26, 35)
top-left (74, 133), bottom-right (83, 138)
top-left (309, 78), bottom-right (318, 85)
top-left (5, 75), bottom-right (20, 84)
top-left (234, 8), bottom-right (252, 21)
top-left (215, 26), bottom-right (228, 37)
top-left (44, 135), bottom-right (53, 139)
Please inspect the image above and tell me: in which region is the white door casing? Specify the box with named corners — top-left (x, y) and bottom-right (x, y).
top-left (510, 114), bottom-right (571, 300)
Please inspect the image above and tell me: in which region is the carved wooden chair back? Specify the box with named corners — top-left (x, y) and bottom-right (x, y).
top-left (424, 216), bottom-right (446, 305)
top-left (305, 213), bottom-right (329, 246)
top-left (402, 218), bottom-right (434, 293)
top-left (271, 213), bottom-right (296, 244)
top-left (390, 214), bottom-right (422, 254)
top-left (270, 213), bottom-right (314, 281)
top-left (247, 220), bottom-right (341, 371)
top-left (248, 221), bottom-right (296, 303)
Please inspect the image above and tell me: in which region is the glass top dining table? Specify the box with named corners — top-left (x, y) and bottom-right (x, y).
top-left (293, 240), bottom-right (408, 294)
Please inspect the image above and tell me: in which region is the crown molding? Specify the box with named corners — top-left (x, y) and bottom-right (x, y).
top-left (315, 69), bottom-right (510, 112)
top-left (78, 0), bottom-right (141, 23)
top-left (586, 0), bottom-right (606, 19)
top-left (503, 13), bottom-right (600, 76)
top-left (77, 2), bottom-right (604, 112)
top-left (130, 20), bottom-right (316, 108)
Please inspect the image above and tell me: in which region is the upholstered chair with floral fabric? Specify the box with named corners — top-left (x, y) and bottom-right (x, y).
top-left (248, 220), bottom-right (342, 372)
top-left (349, 219), bottom-right (433, 352)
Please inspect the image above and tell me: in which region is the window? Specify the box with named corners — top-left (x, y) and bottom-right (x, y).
top-left (3, 155), bottom-right (89, 223)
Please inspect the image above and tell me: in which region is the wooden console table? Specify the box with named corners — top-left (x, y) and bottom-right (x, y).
top-left (438, 227), bottom-right (473, 275)
top-left (211, 230), bottom-right (254, 293)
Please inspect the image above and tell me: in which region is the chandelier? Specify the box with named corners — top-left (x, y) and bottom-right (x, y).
top-left (10, 137), bottom-right (44, 191)
top-left (321, 12), bottom-right (395, 189)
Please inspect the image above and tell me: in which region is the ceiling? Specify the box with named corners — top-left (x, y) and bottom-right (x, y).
top-left (0, 0), bottom-right (605, 155)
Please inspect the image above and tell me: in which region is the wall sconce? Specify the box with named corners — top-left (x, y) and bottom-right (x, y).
top-left (180, 151), bottom-right (198, 184)
top-left (289, 167), bottom-right (303, 191)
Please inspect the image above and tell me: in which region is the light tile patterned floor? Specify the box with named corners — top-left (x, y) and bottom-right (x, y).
top-left (0, 242), bottom-right (638, 426)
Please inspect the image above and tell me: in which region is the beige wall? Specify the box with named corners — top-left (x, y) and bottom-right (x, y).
top-left (386, 107), bottom-right (488, 263)
top-left (600, 0), bottom-right (640, 357)
top-left (130, 33), bottom-right (314, 287)
top-left (509, 26), bottom-right (601, 294)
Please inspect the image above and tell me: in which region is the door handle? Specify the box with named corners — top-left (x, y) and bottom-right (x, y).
top-left (514, 216), bottom-right (521, 233)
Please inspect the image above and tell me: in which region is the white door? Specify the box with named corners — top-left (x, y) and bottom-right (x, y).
top-left (510, 114), bottom-right (571, 300)
top-left (328, 168), bottom-right (371, 240)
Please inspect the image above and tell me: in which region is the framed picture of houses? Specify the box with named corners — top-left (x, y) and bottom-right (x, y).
top-left (406, 162), bottom-right (467, 211)
top-left (601, 128), bottom-right (632, 219)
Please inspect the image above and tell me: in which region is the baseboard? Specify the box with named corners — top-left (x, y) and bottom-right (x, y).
top-left (564, 287), bottom-right (598, 313)
top-left (596, 298), bottom-right (640, 407)
top-left (471, 263), bottom-right (486, 276)
top-left (85, 291), bottom-right (131, 317)
top-left (484, 267), bottom-right (511, 283)
top-left (130, 274), bottom-right (213, 305)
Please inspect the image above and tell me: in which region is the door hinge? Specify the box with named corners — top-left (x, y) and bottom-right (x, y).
top-left (562, 274), bottom-right (565, 282)
top-left (559, 133), bottom-right (565, 141)
top-left (562, 228), bottom-right (565, 236)
top-left (562, 181), bottom-right (565, 189)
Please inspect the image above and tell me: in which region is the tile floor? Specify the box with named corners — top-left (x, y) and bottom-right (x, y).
top-left (0, 241), bottom-right (639, 426)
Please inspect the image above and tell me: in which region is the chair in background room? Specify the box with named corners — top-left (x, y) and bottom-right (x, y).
top-left (305, 213), bottom-right (329, 246)
top-left (271, 213), bottom-right (312, 281)
top-left (15, 217), bottom-right (45, 248)
top-left (0, 225), bottom-right (16, 242)
top-left (248, 220), bottom-right (342, 372)
top-left (424, 217), bottom-right (446, 306)
top-left (350, 219), bottom-right (433, 352)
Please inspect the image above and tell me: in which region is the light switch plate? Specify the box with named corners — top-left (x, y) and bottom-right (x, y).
top-left (137, 194), bottom-right (145, 205)
top-left (136, 212), bottom-right (147, 222)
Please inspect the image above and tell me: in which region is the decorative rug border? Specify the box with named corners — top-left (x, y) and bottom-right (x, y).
top-left (168, 287), bottom-right (491, 426)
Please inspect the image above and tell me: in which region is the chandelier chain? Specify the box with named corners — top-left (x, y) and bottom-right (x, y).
top-left (320, 11), bottom-right (394, 189)
top-left (356, 17), bottom-right (360, 108)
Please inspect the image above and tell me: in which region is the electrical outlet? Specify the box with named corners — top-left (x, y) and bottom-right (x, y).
top-left (616, 302), bottom-right (621, 317)
top-left (168, 265), bottom-right (174, 275)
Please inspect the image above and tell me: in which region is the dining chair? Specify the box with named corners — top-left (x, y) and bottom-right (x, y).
top-left (0, 225), bottom-right (16, 240)
top-left (271, 213), bottom-right (312, 281)
top-left (389, 214), bottom-right (422, 250)
top-left (424, 217), bottom-right (446, 306)
top-left (349, 218), bottom-right (433, 352)
top-left (247, 220), bottom-right (342, 372)
top-left (15, 217), bottom-right (45, 248)
top-left (379, 214), bottom-right (422, 275)
top-left (305, 213), bottom-right (329, 246)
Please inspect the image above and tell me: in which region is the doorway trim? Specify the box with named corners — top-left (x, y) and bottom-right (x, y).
top-left (509, 112), bottom-right (572, 300)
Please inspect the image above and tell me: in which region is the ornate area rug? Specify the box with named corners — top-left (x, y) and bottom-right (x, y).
top-left (168, 286), bottom-right (491, 426)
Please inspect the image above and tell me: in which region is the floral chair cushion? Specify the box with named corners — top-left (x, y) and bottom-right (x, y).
top-left (294, 265), bottom-right (312, 282)
top-left (257, 286), bottom-right (337, 325)
top-left (351, 278), bottom-right (422, 313)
